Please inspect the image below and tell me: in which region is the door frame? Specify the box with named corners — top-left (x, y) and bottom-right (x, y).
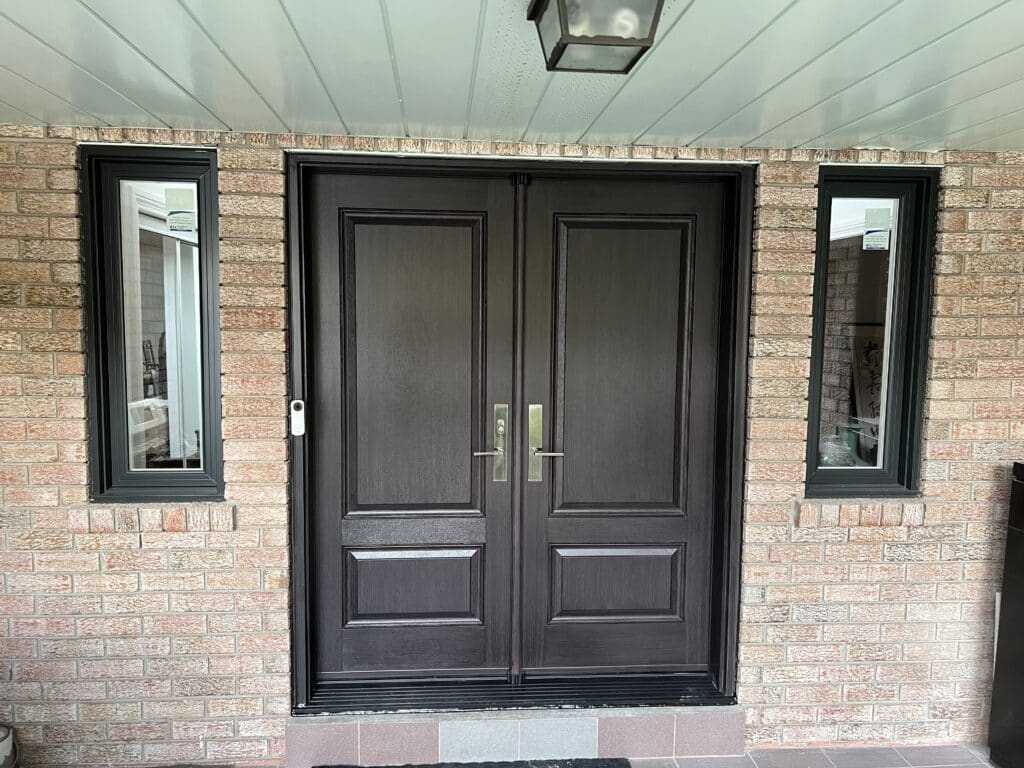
top-left (286, 153), bottom-right (754, 714)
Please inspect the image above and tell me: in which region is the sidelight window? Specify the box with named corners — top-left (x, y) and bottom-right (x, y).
top-left (82, 147), bottom-right (222, 501)
top-left (805, 167), bottom-right (938, 497)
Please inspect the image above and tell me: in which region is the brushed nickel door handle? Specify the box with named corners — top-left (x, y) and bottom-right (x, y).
top-left (528, 404), bottom-right (563, 481)
top-left (474, 404), bottom-right (508, 482)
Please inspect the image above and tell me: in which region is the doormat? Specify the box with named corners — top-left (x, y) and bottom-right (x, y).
top-left (316, 761), bottom-right (632, 768)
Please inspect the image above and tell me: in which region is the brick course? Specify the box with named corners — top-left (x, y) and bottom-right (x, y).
top-left (0, 125), bottom-right (1020, 765)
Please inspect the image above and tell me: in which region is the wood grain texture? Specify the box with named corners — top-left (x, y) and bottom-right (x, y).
top-left (348, 217), bottom-right (478, 509)
top-left (556, 219), bottom-right (686, 510)
top-left (521, 177), bottom-right (722, 676)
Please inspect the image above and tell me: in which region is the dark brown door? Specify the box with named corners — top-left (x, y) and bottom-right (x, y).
top-left (300, 164), bottom-right (734, 702)
top-left (520, 178), bottom-right (722, 677)
top-left (306, 171), bottom-right (515, 681)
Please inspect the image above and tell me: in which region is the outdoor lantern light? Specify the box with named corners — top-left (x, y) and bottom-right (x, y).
top-left (527, 0), bottom-right (666, 73)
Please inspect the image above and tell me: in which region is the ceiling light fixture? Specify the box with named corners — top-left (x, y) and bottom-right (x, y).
top-left (527, 0), bottom-right (666, 74)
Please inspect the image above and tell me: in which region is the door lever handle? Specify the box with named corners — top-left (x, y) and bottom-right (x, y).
top-left (476, 404), bottom-right (508, 481)
top-left (528, 404), bottom-right (564, 481)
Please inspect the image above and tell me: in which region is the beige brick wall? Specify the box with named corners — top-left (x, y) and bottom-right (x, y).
top-left (743, 149), bottom-right (1022, 746)
top-left (1, 126), bottom-right (290, 767)
top-left (0, 126), bottom-right (1020, 765)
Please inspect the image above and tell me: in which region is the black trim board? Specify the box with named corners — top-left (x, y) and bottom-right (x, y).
top-left (286, 153), bottom-right (753, 713)
top-left (80, 145), bottom-right (223, 502)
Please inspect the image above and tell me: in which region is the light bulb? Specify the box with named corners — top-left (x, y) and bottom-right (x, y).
top-left (568, 9), bottom-right (592, 35)
top-left (609, 7), bottom-right (640, 38)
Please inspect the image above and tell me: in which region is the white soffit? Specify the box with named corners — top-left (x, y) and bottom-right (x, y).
top-left (0, 0), bottom-right (1023, 151)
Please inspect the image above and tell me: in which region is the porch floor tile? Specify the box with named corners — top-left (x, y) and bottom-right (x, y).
top-left (896, 747), bottom-right (985, 767)
top-left (823, 748), bottom-right (910, 768)
top-left (650, 746), bottom-right (992, 768)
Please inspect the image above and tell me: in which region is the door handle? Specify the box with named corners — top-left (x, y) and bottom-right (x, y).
top-left (528, 404), bottom-right (563, 481)
top-left (474, 403), bottom-right (508, 482)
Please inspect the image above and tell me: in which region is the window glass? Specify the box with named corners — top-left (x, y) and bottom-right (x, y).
top-left (119, 180), bottom-right (204, 471)
top-left (817, 197), bottom-right (898, 469)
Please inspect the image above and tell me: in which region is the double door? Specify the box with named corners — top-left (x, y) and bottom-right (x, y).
top-left (298, 163), bottom-right (735, 708)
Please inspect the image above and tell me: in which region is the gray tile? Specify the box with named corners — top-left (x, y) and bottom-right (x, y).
top-left (630, 759), bottom-right (680, 768)
top-left (965, 746), bottom-right (990, 762)
top-left (750, 748), bottom-right (833, 768)
top-left (519, 716), bottom-right (597, 760)
top-left (824, 748), bottom-right (911, 768)
top-left (675, 710), bottom-right (746, 757)
top-left (676, 757), bottom-right (758, 768)
top-left (285, 722), bottom-right (358, 768)
top-left (896, 747), bottom-right (983, 767)
top-left (439, 719), bottom-right (519, 762)
top-left (359, 721), bottom-right (439, 766)
top-left (601, 715), bottom-right (675, 758)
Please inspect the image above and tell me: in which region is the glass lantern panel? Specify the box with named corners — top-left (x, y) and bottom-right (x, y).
top-left (538, 0), bottom-right (563, 60)
top-left (555, 43), bottom-right (642, 71)
top-left (563, 0), bottom-right (660, 39)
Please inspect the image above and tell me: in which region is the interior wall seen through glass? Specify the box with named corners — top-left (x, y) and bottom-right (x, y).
top-left (817, 197), bottom-right (898, 469)
top-left (119, 180), bottom-right (204, 471)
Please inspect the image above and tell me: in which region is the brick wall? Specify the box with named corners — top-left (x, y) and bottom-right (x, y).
top-left (0, 126), bottom-right (291, 767)
top-left (743, 149), bottom-right (1023, 746)
top-left (0, 127), bottom-right (1021, 765)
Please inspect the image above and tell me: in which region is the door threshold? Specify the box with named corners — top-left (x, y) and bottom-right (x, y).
top-left (296, 672), bottom-right (732, 715)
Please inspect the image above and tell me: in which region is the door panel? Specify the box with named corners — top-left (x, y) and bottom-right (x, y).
top-left (522, 178), bottom-right (722, 676)
top-left (307, 172), bottom-right (514, 681)
top-left (346, 215), bottom-right (481, 511)
top-left (344, 547), bottom-right (483, 625)
top-left (550, 545), bottom-right (684, 621)
top-left (555, 218), bottom-right (689, 513)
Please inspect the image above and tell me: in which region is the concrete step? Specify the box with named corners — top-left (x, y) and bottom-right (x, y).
top-left (285, 706), bottom-right (746, 767)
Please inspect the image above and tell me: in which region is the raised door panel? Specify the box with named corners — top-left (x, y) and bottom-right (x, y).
top-left (554, 218), bottom-right (691, 514)
top-left (345, 215), bottom-right (481, 512)
top-left (551, 545), bottom-right (684, 622)
top-left (345, 547), bottom-right (483, 626)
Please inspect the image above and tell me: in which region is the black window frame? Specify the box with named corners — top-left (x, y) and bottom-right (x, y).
top-left (805, 165), bottom-right (938, 498)
top-left (81, 145), bottom-right (223, 502)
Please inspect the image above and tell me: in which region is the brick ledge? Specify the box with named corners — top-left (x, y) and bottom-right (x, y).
top-left (794, 499), bottom-right (940, 528)
top-left (66, 501), bottom-right (238, 533)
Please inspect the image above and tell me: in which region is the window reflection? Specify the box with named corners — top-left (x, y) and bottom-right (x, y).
top-left (818, 197), bottom-right (898, 469)
top-left (119, 181), bottom-right (204, 470)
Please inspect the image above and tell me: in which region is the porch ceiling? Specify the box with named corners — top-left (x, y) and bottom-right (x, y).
top-left (2, 0), bottom-right (1024, 151)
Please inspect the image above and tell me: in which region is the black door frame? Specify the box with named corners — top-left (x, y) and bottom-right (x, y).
top-left (287, 153), bottom-right (754, 714)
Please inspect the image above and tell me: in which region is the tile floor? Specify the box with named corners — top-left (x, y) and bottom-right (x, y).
top-left (631, 745), bottom-right (995, 768)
